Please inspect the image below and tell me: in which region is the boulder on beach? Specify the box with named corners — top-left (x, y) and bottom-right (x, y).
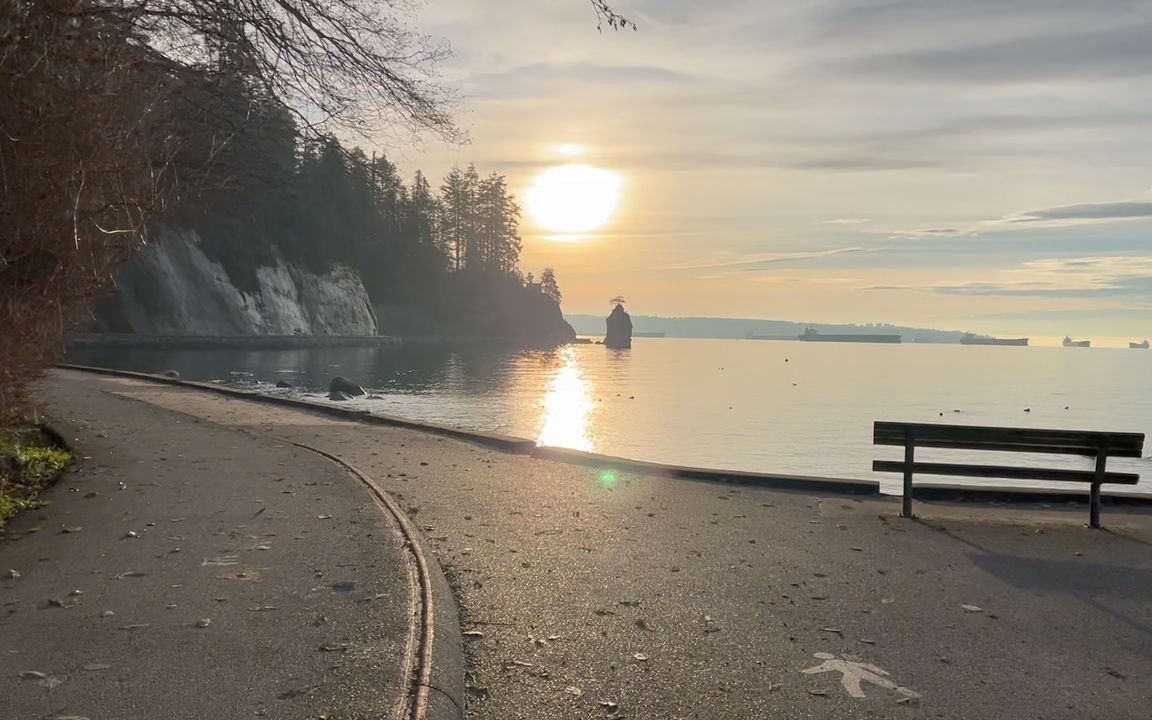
top-left (276, 380), bottom-right (292, 388)
top-left (329, 390), bottom-right (355, 401)
top-left (604, 304), bottom-right (633, 349)
top-left (329, 376), bottom-right (365, 396)
top-left (162, 369), bottom-right (180, 379)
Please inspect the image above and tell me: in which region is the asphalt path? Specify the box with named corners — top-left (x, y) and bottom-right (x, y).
top-left (2, 372), bottom-right (439, 720)
top-left (30, 372), bottom-right (1152, 719)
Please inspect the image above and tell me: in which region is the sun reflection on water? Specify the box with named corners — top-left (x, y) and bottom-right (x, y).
top-left (538, 347), bottom-right (594, 451)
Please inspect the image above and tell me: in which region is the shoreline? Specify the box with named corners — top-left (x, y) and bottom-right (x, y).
top-left (66, 333), bottom-right (403, 350)
top-left (65, 333), bottom-right (577, 350)
top-left (59, 364), bottom-right (1152, 508)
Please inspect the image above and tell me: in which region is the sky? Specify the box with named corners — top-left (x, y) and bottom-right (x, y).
top-left (382, 0), bottom-right (1152, 338)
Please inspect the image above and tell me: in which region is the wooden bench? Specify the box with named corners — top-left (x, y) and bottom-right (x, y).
top-left (873, 421), bottom-right (1144, 528)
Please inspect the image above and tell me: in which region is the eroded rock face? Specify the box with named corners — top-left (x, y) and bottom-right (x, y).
top-left (604, 305), bottom-right (632, 349)
top-left (90, 228), bottom-right (378, 336)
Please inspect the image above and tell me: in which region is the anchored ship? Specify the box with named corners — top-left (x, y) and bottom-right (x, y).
top-left (1131, 340), bottom-right (1149, 349)
top-left (959, 333), bottom-right (1028, 346)
top-left (798, 327), bottom-right (901, 343)
top-left (1063, 336), bottom-right (1091, 348)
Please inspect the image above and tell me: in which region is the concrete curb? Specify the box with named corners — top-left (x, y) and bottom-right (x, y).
top-left (61, 364), bottom-right (535, 454)
top-left (59, 364), bottom-right (1152, 507)
top-left (66, 333), bottom-right (402, 350)
top-left (530, 445), bottom-right (880, 495)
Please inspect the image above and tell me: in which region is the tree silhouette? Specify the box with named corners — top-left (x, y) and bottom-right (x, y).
top-left (610, 296), bottom-right (626, 307)
top-left (540, 268), bottom-right (562, 304)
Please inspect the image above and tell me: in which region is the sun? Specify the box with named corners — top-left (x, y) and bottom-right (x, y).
top-left (525, 164), bottom-right (621, 234)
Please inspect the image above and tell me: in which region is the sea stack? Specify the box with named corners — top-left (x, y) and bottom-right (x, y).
top-left (604, 304), bottom-right (633, 349)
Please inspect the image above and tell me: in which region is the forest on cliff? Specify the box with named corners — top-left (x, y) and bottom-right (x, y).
top-left (150, 74), bottom-right (546, 336)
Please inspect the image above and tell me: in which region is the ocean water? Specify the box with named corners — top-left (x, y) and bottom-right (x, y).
top-left (67, 338), bottom-right (1152, 495)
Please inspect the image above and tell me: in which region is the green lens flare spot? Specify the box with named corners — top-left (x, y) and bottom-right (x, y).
top-left (598, 470), bottom-right (617, 490)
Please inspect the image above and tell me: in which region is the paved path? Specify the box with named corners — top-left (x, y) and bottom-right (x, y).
top-left (10, 370), bottom-right (1152, 719)
top-left (1, 371), bottom-right (462, 720)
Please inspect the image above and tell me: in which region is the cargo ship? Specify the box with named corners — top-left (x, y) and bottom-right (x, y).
top-left (798, 327), bottom-right (901, 343)
top-left (1131, 340), bottom-right (1149, 349)
top-left (959, 333), bottom-right (1029, 346)
top-left (1063, 336), bottom-right (1090, 347)
top-left (632, 331), bottom-right (666, 338)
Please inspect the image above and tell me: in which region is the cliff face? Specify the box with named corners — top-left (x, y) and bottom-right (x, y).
top-left (87, 228), bottom-right (378, 335)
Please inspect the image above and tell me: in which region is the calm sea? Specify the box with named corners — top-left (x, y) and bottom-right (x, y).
top-left (67, 338), bottom-right (1152, 495)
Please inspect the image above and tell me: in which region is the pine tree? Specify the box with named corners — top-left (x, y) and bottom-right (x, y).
top-left (539, 268), bottom-right (561, 304)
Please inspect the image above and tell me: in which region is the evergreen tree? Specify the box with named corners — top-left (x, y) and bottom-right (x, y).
top-left (539, 268), bottom-right (562, 304)
top-left (438, 164), bottom-right (470, 272)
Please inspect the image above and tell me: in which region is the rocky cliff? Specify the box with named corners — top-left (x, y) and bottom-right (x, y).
top-left (86, 228), bottom-right (378, 335)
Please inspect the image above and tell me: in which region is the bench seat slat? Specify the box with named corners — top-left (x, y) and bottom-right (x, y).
top-left (874, 422), bottom-right (1144, 458)
top-left (873, 438), bottom-right (1140, 456)
top-left (872, 460), bottom-right (1139, 485)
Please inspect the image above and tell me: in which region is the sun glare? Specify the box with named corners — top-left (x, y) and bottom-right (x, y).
top-left (526, 164), bottom-right (621, 234)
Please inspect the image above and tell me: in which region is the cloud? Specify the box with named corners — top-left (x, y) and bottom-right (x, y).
top-left (661, 247), bottom-right (872, 271)
top-left (864, 255), bottom-right (1152, 301)
top-left (886, 228), bottom-right (965, 239)
top-left (838, 24), bottom-right (1152, 85)
top-left (1007, 200), bottom-right (1152, 224)
top-left (824, 218), bottom-right (870, 225)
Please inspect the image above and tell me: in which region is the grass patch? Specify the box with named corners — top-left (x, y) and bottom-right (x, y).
top-left (0, 427), bottom-right (71, 529)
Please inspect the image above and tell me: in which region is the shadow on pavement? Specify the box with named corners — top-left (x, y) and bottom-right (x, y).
top-left (920, 520), bottom-right (1152, 658)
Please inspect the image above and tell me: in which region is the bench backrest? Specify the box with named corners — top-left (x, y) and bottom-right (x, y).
top-left (874, 421), bottom-right (1144, 458)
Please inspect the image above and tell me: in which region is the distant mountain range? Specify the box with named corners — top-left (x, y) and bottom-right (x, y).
top-left (563, 314), bottom-right (967, 343)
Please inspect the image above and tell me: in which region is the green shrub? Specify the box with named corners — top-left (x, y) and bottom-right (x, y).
top-left (0, 430), bottom-right (70, 528)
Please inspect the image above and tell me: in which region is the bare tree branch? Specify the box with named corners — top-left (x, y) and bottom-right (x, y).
top-left (589, 0), bottom-right (635, 32)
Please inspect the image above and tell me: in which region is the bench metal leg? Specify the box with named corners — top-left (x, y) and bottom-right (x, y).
top-left (1090, 445), bottom-right (1108, 529)
top-left (902, 440), bottom-right (914, 519)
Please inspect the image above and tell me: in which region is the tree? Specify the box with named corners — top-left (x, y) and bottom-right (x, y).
top-left (610, 296), bottom-right (626, 307)
top-left (540, 268), bottom-right (562, 304)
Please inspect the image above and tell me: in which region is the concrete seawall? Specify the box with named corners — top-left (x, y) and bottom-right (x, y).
top-left (66, 333), bottom-right (402, 350)
top-left (60, 364), bottom-right (1152, 507)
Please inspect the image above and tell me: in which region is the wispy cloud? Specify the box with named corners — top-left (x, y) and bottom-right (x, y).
top-left (886, 228), bottom-right (966, 239)
top-left (824, 218), bottom-right (870, 225)
top-left (864, 255), bottom-right (1152, 301)
top-left (1005, 199), bottom-right (1152, 225)
top-left (660, 247), bottom-right (872, 271)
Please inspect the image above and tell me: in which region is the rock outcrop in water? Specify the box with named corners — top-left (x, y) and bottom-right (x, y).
top-left (604, 305), bottom-right (633, 349)
top-left (86, 228), bottom-right (378, 336)
top-left (329, 376), bottom-right (365, 397)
